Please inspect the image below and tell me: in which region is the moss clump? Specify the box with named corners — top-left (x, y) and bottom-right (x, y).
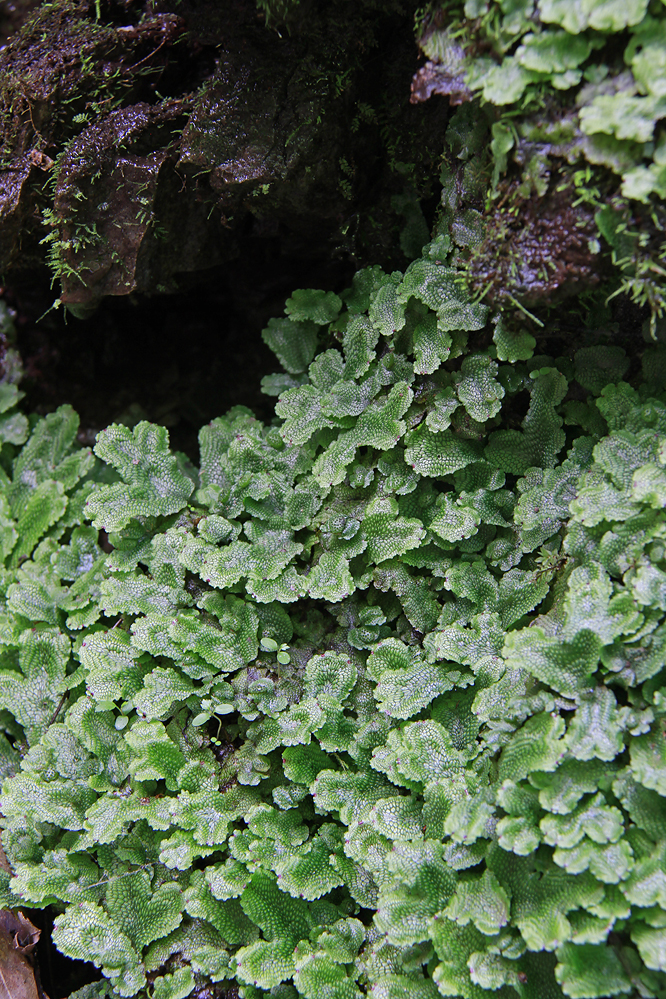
top-left (416, 0), bottom-right (666, 331)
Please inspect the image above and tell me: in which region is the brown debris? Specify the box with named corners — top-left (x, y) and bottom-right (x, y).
top-left (410, 60), bottom-right (472, 105)
top-left (0, 911), bottom-right (45, 999)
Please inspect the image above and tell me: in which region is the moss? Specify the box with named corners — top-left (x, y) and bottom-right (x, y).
top-left (0, 0), bottom-right (130, 170)
top-left (415, 0), bottom-right (666, 331)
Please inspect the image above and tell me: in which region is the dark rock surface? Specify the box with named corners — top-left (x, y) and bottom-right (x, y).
top-left (0, 0), bottom-right (447, 310)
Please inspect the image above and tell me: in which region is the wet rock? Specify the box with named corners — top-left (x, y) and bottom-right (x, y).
top-left (467, 181), bottom-right (602, 308)
top-left (0, 0), bottom-right (447, 309)
top-left (410, 60), bottom-right (472, 106)
top-left (0, 0), bottom-right (40, 46)
top-left (48, 99), bottom-right (190, 304)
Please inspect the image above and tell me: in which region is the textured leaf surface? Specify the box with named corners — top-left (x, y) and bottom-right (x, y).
top-left (88, 422), bottom-right (194, 531)
top-left (52, 903), bottom-right (145, 996)
top-left (1, 237), bottom-right (665, 999)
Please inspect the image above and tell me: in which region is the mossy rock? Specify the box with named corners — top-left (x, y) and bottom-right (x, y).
top-left (0, 0), bottom-right (446, 311)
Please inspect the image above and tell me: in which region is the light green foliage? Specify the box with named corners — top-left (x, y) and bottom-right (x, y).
top-left (455, 354), bottom-right (505, 423)
top-left (53, 902), bottom-right (146, 996)
top-left (87, 423), bottom-right (194, 531)
top-left (1, 242), bottom-right (666, 999)
top-left (422, 0), bottom-right (666, 326)
top-left (428, 0), bottom-right (666, 202)
top-left (285, 289), bottom-right (342, 326)
top-left (262, 317), bottom-right (320, 375)
top-left (485, 367), bottom-right (567, 475)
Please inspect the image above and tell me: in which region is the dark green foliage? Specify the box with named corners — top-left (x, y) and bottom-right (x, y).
top-left (1, 246), bottom-right (666, 999)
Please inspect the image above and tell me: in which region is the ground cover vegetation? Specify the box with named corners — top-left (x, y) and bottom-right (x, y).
top-left (2, 1), bottom-right (666, 998)
top-left (411, 0), bottom-right (666, 331)
top-left (0, 229), bottom-right (665, 998)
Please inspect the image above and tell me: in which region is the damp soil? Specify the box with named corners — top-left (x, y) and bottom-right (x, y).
top-left (5, 232), bottom-right (357, 461)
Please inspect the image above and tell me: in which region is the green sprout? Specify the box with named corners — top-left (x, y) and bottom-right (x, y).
top-left (260, 635), bottom-right (292, 664)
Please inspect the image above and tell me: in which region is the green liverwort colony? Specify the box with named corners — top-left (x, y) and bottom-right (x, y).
top-left (423, 0), bottom-right (666, 204)
top-left (1, 238), bottom-right (666, 999)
